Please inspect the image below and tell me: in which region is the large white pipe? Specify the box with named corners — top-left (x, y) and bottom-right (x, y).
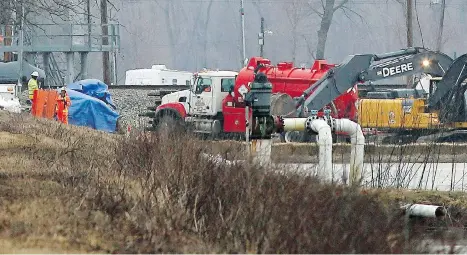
top-left (334, 118), bottom-right (365, 186)
top-left (402, 204), bottom-right (446, 218)
top-left (282, 117), bottom-right (333, 181)
top-left (306, 119), bottom-right (333, 182)
top-left (283, 118), bottom-right (307, 132)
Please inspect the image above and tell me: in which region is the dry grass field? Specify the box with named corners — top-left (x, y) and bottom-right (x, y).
top-left (0, 111), bottom-right (465, 253)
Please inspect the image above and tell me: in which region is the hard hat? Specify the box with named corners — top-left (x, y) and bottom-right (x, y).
top-left (60, 87), bottom-right (66, 91)
top-left (31, 71), bottom-right (39, 77)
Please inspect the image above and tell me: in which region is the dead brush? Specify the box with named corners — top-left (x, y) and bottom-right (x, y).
top-left (0, 112), bottom-right (438, 253)
top-left (102, 127), bottom-right (431, 253)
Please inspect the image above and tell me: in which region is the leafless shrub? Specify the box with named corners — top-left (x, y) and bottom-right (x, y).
top-left (79, 127), bottom-right (432, 253)
top-left (1, 111), bottom-right (460, 253)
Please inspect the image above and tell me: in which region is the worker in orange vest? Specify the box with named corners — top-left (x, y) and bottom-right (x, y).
top-left (56, 87), bottom-right (71, 124)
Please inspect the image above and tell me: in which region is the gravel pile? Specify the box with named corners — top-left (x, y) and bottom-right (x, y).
top-left (19, 88), bottom-right (158, 131)
top-left (108, 88), bottom-right (157, 130)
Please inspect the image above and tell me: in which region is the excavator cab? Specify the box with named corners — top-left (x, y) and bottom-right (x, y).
top-left (428, 77), bottom-right (443, 98)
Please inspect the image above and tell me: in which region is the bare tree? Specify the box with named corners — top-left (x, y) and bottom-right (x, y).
top-left (153, 0), bottom-right (188, 68)
top-left (0, 0), bottom-right (88, 25)
top-left (186, 0), bottom-right (213, 69)
top-left (285, 0), bottom-right (308, 63)
top-left (201, 0), bottom-right (214, 68)
top-left (308, 0), bottom-right (352, 59)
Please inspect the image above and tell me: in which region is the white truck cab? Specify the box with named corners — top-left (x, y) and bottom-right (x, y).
top-left (189, 70), bottom-right (237, 116)
top-left (157, 70), bottom-right (238, 135)
top-left (160, 70), bottom-right (238, 117)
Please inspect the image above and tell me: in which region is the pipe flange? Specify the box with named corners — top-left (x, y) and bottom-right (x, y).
top-left (305, 116), bottom-right (317, 132)
top-left (325, 116), bottom-right (334, 131)
top-left (305, 118), bottom-right (312, 132)
top-left (331, 118), bottom-right (337, 132)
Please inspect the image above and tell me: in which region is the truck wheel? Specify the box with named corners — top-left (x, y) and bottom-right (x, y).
top-left (116, 117), bottom-right (127, 135)
top-left (153, 110), bottom-right (186, 134)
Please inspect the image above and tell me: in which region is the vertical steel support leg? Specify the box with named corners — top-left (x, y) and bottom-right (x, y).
top-left (80, 52), bottom-right (88, 80)
top-left (43, 52), bottom-right (50, 88)
top-left (66, 52), bottom-right (74, 85)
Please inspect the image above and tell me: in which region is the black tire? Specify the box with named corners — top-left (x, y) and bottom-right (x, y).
top-left (153, 109), bottom-right (186, 134)
top-left (116, 117), bottom-right (127, 135)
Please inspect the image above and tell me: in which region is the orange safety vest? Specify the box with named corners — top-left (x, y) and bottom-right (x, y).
top-left (56, 94), bottom-right (71, 124)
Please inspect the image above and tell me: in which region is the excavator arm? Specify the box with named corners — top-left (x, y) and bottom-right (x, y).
top-left (427, 53), bottom-right (467, 123)
top-left (294, 47), bottom-right (453, 117)
top-left (428, 53), bottom-right (467, 109)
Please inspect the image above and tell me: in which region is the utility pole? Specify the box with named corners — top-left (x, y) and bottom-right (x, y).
top-left (406, 0), bottom-right (413, 48)
top-left (258, 17), bottom-right (264, 57)
top-left (406, 0), bottom-right (413, 87)
top-left (436, 0), bottom-right (446, 51)
top-left (87, 0), bottom-right (91, 49)
top-left (110, 8), bottom-right (117, 85)
top-left (17, 4), bottom-right (24, 87)
top-left (240, 0), bottom-right (246, 67)
top-left (79, 0), bottom-right (91, 80)
top-left (101, 0), bottom-right (111, 85)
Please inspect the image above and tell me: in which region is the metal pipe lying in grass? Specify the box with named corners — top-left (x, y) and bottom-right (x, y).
top-left (402, 204), bottom-right (446, 218)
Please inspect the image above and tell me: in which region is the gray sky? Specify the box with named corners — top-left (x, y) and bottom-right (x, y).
top-left (82, 0), bottom-right (466, 84)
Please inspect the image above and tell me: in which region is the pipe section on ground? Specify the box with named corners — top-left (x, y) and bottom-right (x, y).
top-left (334, 119), bottom-right (365, 186)
top-left (402, 204), bottom-right (446, 218)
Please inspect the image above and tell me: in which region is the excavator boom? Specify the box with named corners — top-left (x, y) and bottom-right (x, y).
top-left (295, 48), bottom-right (453, 117)
top-left (428, 53), bottom-right (467, 109)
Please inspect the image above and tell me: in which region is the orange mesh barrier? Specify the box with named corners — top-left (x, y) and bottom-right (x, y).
top-left (31, 89), bottom-right (38, 116)
top-left (43, 90), bottom-right (58, 119)
top-left (31, 89), bottom-right (59, 119)
top-left (32, 90), bottom-right (46, 117)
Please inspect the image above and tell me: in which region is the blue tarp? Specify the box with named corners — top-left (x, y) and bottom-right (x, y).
top-left (67, 79), bottom-right (117, 110)
top-left (66, 89), bottom-right (120, 133)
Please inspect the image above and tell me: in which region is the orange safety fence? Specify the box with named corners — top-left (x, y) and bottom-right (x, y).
top-left (31, 89), bottom-right (59, 119)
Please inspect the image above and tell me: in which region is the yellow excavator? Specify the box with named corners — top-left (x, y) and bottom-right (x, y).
top-left (358, 53), bottom-right (467, 143)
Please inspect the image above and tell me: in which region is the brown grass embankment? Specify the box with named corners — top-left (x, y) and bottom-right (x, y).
top-left (0, 111), bottom-right (461, 253)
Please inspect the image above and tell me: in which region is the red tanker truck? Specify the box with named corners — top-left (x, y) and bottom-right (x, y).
top-left (222, 57), bottom-right (358, 142)
top-left (146, 56), bottom-right (357, 142)
top-left (233, 57), bottom-right (358, 120)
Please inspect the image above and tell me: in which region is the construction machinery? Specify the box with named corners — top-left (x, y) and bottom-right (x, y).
top-left (359, 53), bottom-right (467, 143)
top-left (145, 47), bottom-right (456, 142)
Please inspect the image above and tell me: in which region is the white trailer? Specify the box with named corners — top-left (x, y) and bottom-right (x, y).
top-left (124, 64), bottom-right (193, 86)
